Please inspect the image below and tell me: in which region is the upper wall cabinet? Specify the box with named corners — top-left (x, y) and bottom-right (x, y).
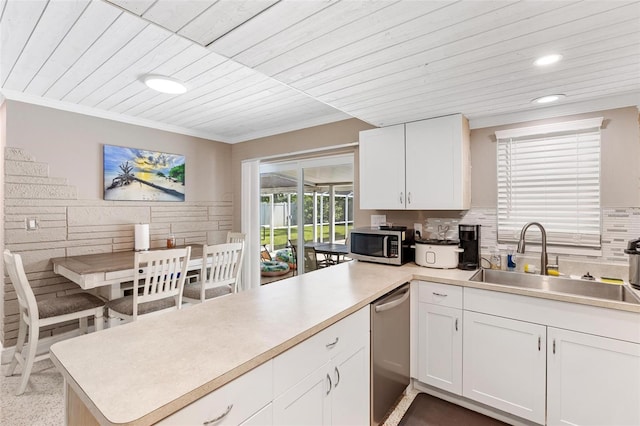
top-left (359, 114), bottom-right (470, 210)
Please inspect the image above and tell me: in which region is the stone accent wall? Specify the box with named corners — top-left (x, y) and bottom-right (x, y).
top-left (3, 147), bottom-right (232, 347)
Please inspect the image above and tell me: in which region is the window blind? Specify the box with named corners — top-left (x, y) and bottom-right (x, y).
top-left (496, 118), bottom-right (602, 248)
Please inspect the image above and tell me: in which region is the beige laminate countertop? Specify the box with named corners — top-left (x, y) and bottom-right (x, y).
top-left (50, 261), bottom-right (640, 426)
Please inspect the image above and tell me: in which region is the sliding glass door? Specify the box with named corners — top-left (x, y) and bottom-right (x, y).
top-left (259, 154), bottom-right (353, 281)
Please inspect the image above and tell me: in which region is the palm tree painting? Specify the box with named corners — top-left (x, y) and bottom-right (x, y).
top-left (103, 144), bottom-right (185, 201)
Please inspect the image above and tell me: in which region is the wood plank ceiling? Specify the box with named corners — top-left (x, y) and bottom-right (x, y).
top-left (1, 0), bottom-right (639, 143)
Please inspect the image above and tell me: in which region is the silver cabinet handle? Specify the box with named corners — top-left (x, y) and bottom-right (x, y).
top-left (326, 337), bottom-right (339, 349)
top-left (326, 373), bottom-right (332, 395)
top-left (203, 404), bottom-right (233, 425)
top-left (538, 336), bottom-right (541, 351)
top-left (553, 339), bottom-right (556, 354)
top-left (334, 366), bottom-right (340, 388)
top-left (455, 318), bottom-right (458, 331)
top-left (400, 192), bottom-right (404, 204)
top-left (408, 192), bottom-right (412, 204)
top-left (432, 292), bottom-right (448, 297)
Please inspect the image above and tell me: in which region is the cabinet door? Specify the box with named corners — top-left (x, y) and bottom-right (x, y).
top-left (330, 335), bottom-right (370, 426)
top-left (359, 124), bottom-right (406, 209)
top-left (547, 327), bottom-right (640, 426)
top-left (273, 362), bottom-right (331, 426)
top-left (463, 311), bottom-right (546, 424)
top-left (417, 303), bottom-right (462, 394)
top-left (240, 403), bottom-right (272, 426)
top-left (405, 114), bottom-right (470, 209)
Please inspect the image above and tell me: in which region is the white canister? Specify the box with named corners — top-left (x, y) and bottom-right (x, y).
top-left (415, 239), bottom-right (463, 269)
top-left (134, 223), bottom-right (150, 251)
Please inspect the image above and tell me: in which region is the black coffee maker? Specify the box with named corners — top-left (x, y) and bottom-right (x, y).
top-left (458, 224), bottom-right (481, 270)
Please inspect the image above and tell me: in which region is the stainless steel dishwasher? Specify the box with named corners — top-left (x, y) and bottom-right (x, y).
top-left (370, 283), bottom-right (410, 425)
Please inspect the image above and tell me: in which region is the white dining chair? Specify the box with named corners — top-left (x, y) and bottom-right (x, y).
top-left (3, 249), bottom-right (105, 395)
top-left (226, 231), bottom-right (245, 289)
top-left (182, 242), bottom-right (244, 304)
top-left (106, 246), bottom-right (191, 323)
top-left (226, 231), bottom-right (246, 245)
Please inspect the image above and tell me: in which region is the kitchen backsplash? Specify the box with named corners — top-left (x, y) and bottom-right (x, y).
top-left (421, 207), bottom-right (640, 266)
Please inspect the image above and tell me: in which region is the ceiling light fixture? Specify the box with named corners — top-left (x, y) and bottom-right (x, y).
top-left (534, 54), bottom-right (563, 67)
top-left (143, 75), bottom-right (187, 94)
top-left (531, 94), bottom-right (566, 104)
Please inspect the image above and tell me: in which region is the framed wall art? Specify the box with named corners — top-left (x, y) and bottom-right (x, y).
top-left (103, 145), bottom-right (185, 201)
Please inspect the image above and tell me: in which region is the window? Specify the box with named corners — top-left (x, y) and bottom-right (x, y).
top-left (496, 117), bottom-right (603, 248)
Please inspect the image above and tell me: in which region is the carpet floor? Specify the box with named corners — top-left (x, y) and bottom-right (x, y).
top-left (1, 359), bottom-right (64, 425)
top-left (398, 393), bottom-right (508, 426)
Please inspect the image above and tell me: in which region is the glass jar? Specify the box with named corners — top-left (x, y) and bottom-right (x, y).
top-left (490, 250), bottom-right (501, 270)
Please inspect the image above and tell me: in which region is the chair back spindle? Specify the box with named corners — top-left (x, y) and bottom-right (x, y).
top-left (131, 247), bottom-right (191, 319)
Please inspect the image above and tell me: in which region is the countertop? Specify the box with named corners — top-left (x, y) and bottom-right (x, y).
top-left (50, 261), bottom-right (640, 425)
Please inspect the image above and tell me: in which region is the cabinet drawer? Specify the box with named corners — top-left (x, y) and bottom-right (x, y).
top-left (273, 305), bottom-right (369, 397)
top-left (418, 281), bottom-right (462, 308)
top-left (158, 360), bottom-right (272, 425)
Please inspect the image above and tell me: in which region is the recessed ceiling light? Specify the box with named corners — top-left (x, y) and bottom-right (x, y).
top-left (534, 54), bottom-right (563, 67)
top-left (143, 75), bottom-right (187, 94)
top-left (531, 94), bottom-right (566, 104)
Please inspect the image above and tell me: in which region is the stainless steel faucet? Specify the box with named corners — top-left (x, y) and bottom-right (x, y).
top-left (516, 222), bottom-right (549, 275)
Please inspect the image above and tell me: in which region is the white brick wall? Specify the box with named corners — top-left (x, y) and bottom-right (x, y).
top-left (420, 207), bottom-right (639, 266)
top-left (2, 147), bottom-right (233, 347)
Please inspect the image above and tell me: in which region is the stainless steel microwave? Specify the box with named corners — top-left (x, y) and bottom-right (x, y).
top-left (348, 227), bottom-right (414, 265)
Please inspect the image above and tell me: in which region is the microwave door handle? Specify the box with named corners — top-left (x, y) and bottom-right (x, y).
top-left (382, 236), bottom-right (389, 257)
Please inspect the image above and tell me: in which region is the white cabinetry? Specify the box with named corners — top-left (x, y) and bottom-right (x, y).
top-left (158, 360), bottom-right (273, 425)
top-left (464, 287), bottom-right (640, 426)
top-left (359, 114), bottom-right (470, 210)
top-left (359, 124), bottom-right (406, 210)
top-left (462, 311), bottom-right (546, 424)
top-left (273, 361), bottom-right (332, 425)
top-left (405, 116), bottom-right (470, 209)
top-left (414, 281), bottom-right (463, 395)
top-left (547, 327), bottom-right (640, 426)
top-left (273, 306), bottom-right (370, 425)
top-left (159, 306), bottom-right (370, 426)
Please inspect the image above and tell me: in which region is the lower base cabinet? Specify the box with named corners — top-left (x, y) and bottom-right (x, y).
top-left (415, 281), bottom-right (463, 395)
top-left (462, 311), bottom-right (547, 424)
top-left (547, 327), bottom-right (640, 426)
top-left (413, 282), bottom-right (640, 426)
top-left (241, 404), bottom-right (273, 426)
top-left (329, 340), bottom-right (370, 425)
top-left (158, 360), bottom-right (273, 425)
top-left (273, 362), bottom-right (332, 425)
top-left (159, 306), bottom-right (370, 426)
top-left (272, 305), bottom-right (370, 425)
top-left (273, 327), bottom-right (370, 425)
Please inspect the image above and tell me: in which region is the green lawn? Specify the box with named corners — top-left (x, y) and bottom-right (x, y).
top-left (261, 224), bottom-right (352, 250)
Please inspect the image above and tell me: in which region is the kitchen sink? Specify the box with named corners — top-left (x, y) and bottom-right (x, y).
top-left (469, 268), bottom-right (640, 305)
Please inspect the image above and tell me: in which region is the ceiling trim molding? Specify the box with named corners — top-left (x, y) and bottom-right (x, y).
top-left (468, 93), bottom-right (640, 130)
top-left (0, 89), bottom-right (353, 145)
top-left (0, 89), bottom-right (229, 143)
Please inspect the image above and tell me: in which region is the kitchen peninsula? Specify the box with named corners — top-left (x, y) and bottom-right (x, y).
top-left (51, 261), bottom-right (640, 425)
